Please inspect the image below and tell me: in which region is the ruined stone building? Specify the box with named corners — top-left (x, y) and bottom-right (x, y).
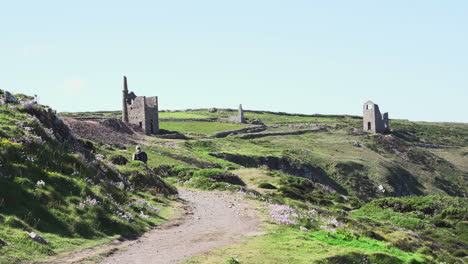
top-left (122, 76), bottom-right (159, 135)
top-left (363, 100), bottom-right (389, 133)
top-left (228, 104), bottom-right (246, 123)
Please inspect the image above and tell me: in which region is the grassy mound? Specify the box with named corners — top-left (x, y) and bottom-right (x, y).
top-left (0, 98), bottom-right (177, 263)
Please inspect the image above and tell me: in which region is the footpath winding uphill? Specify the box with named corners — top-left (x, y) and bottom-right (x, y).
top-left (100, 189), bottom-right (260, 264)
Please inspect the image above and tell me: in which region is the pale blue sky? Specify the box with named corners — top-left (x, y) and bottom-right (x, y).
top-left (1, 1), bottom-right (467, 122)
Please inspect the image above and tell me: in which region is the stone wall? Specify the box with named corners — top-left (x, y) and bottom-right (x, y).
top-left (144, 96), bottom-right (159, 134)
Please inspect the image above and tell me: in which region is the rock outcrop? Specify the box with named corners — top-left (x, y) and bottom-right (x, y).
top-left (0, 90), bottom-right (19, 105)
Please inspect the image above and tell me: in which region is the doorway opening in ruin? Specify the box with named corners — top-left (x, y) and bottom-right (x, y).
top-left (367, 122), bottom-right (371, 130)
top-left (150, 120), bottom-right (154, 134)
top-left (139, 122), bottom-right (142, 128)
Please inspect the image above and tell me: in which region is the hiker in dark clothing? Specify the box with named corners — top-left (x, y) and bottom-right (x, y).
top-left (132, 145), bottom-right (148, 164)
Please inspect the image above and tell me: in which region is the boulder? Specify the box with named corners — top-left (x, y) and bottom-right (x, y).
top-left (353, 141), bottom-right (361, 147)
top-left (378, 185), bottom-right (386, 193)
top-left (5, 92), bottom-right (18, 104)
top-left (208, 108), bottom-right (217, 113)
top-left (29, 232), bottom-right (48, 244)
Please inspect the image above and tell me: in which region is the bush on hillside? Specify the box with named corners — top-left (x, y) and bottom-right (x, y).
top-left (258, 182), bottom-right (277, 189)
top-left (109, 154), bottom-right (129, 165)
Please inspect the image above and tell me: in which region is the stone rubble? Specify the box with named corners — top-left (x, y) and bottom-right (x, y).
top-left (29, 232), bottom-right (49, 244)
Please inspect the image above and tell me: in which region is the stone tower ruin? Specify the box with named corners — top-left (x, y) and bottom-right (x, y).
top-left (122, 76), bottom-right (159, 135)
top-left (363, 100), bottom-right (389, 133)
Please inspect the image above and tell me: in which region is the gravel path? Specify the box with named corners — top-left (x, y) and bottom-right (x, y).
top-left (99, 189), bottom-right (260, 264)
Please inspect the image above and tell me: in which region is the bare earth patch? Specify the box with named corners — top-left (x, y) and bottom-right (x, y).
top-left (96, 189), bottom-right (260, 264)
top-left (63, 118), bottom-right (142, 146)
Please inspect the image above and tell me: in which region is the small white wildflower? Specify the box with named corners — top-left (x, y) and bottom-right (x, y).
top-left (378, 185), bottom-right (386, 193)
top-left (139, 211), bottom-right (149, 219)
top-left (44, 128), bottom-right (56, 140)
top-left (36, 180), bottom-right (45, 186)
top-left (79, 197), bottom-right (100, 208)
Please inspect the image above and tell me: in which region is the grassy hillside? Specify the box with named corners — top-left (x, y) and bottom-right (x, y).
top-left (58, 108), bottom-right (468, 263)
top-left (2, 97), bottom-right (467, 263)
top-left (0, 93), bottom-right (178, 263)
top-left (113, 108), bottom-right (467, 199)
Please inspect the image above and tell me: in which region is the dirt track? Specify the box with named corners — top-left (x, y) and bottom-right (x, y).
top-left (99, 189), bottom-right (260, 264)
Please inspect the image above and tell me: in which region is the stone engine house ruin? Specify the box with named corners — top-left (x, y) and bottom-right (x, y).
top-left (363, 100), bottom-right (389, 133)
top-left (122, 76), bottom-right (159, 135)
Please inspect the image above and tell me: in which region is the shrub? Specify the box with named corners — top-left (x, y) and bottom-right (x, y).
top-left (130, 160), bottom-right (145, 167)
top-left (452, 249), bottom-right (467, 258)
top-left (128, 168), bottom-right (177, 196)
top-left (226, 258), bottom-right (240, 264)
top-left (153, 165), bottom-right (174, 178)
top-left (109, 154), bottom-right (128, 165)
top-left (258, 182), bottom-right (277, 189)
top-left (362, 230), bottom-right (386, 241)
top-left (4, 217), bottom-right (30, 230)
top-left (279, 186), bottom-right (305, 200)
top-left (391, 237), bottom-right (421, 252)
top-left (431, 218), bottom-right (452, 228)
top-left (193, 169), bottom-right (245, 186)
top-left (185, 176), bottom-right (213, 190)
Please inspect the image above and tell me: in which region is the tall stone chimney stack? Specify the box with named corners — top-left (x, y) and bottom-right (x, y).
top-left (238, 104), bottom-right (245, 123)
top-left (122, 76), bottom-right (129, 123)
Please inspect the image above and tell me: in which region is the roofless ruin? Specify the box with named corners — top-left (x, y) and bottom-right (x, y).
top-left (363, 100), bottom-right (389, 133)
top-left (122, 76), bottom-right (159, 135)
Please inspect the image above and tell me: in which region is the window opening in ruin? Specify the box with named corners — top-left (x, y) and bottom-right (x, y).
top-left (367, 122), bottom-right (371, 130)
top-left (367, 104), bottom-right (373, 110)
top-left (150, 120), bottom-right (154, 134)
top-left (139, 122), bottom-right (142, 128)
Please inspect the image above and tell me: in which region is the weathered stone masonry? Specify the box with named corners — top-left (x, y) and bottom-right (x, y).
top-left (122, 76), bottom-right (159, 135)
top-left (228, 104), bottom-right (246, 123)
top-left (363, 100), bottom-right (389, 133)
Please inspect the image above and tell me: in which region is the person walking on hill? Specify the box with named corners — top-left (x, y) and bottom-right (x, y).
top-left (132, 145), bottom-right (148, 164)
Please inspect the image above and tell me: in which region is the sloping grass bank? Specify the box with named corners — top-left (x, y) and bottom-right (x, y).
top-left (0, 98), bottom-right (178, 263)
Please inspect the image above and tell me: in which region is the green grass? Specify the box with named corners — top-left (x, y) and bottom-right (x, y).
top-left (181, 177), bottom-right (466, 263)
top-left (391, 120), bottom-right (468, 147)
top-left (0, 102), bottom-right (179, 263)
top-left (59, 108), bottom-right (360, 125)
top-left (351, 196), bottom-right (467, 249)
top-left (174, 109), bottom-right (361, 125)
top-left (185, 228), bottom-right (426, 264)
top-left (160, 121), bottom-right (248, 136)
top-left (159, 112), bottom-right (212, 119)
top-left (6, 97), bottom-right (468, 263)
top-left (183, 128), bottom-right (467, 199)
